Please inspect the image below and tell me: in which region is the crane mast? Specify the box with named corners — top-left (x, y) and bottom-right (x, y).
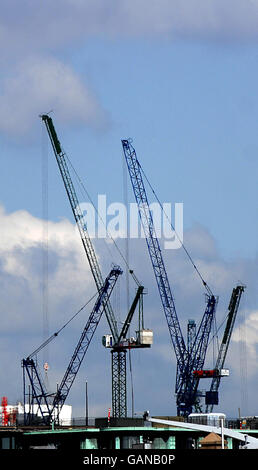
top-left (22, 357), bottom-right (52, 425)
top-left (112, 285), bottom-right (144, 418)
top-left (103, 282), bottom-right (152, 418)
top-left (41, 115), bottom-right (119, 343)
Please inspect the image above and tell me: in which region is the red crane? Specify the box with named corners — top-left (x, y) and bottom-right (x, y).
top-left (1, 397), bottom-right (9, 426)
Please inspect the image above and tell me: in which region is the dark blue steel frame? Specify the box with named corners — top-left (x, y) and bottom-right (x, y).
top-left (122, 139), bottom-right (217, 416)
top-left (22, 265), bottom-right (122, 425)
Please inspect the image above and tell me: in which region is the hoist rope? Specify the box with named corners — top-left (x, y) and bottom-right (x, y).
top-left (28, 290), bottom-right (99, 359)
top-left (65, 152), bottom-right (142, 287)
top-left (123, 154), bottom-right (135, 418)
top-left (137, 158), bottom-right (214, 297)
top-left (41, 124), bottom-right (50, 387)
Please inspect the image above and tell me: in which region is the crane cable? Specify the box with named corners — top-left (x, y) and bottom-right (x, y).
top-left (66, 147), bottom-right (137, 418)
top-left (64, 152), bottom-right (142, 287)
top-left (136, 157), bottom-right (214, 297)
top-left (123, 154), bottom-right (135, 418)
top-left (41, 125), bottom-right (50, 388)
top-left (27, 290), bottom-right (99, 359)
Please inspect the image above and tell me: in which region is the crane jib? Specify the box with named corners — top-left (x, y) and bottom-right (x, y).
top-left (22, 266), bottom-right (122, 425)
top-left (121, 139), bottom-right (187, 367)
top-left (121, 139), bottom-right (223, 417)
top-left (41, 114), bottom-right (119, 343)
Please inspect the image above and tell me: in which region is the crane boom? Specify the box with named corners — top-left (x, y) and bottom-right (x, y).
top-left (190, 296), bottom-right (218, 373)
top-left (177, 294), bottom-right (217, 414)
top-left (41, 115), bottom-right (119, 343)
top-left (22, 357), bottom-right (53, 425)
top-left (205, 285), bottom-right (245, 412)
top-left (122, 139), bottom-right (218, 417)
top-left (52, 265), bottom-right (122, 420)
top-left (121, 139), bottom-right (187, 376)
top-left (22, 266), bottom-right (122, 424)
top-left (117, 285), bottom-right (144, 343)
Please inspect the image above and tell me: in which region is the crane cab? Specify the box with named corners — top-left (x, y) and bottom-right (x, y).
top-left (102, 329), bottom-right (153, 349)
top-left (102, 335), bottom-right (113, 348)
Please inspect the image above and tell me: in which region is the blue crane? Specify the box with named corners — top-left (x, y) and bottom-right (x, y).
top-left (22, 265), bottom-right (122, 425)
top-left (121, 139), bottom-right (217, 416)
top-left (177, 294), bottom-right (218, 414)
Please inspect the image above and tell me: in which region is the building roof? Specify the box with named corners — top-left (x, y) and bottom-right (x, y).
top-left (199, 432), bottom-right (222, 444)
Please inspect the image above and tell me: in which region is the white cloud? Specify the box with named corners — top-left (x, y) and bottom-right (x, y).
top-left (1, 0), bottom-right (258, 50)
top-left (232, 309), bottom-right (258, 369)
top-left (0, 57), bottom-right (108, 136)
top-left (0, 204), bottom-right (96, 330)
top-left (183, 223), bottom-right (218, 260)
top-left (0, 205), bottom-right (256, 416)
top-left (0, 0), bottom-right (257, 139)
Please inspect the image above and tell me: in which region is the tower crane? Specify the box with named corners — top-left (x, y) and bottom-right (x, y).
top-left (103, 276), bottom-right (153, 418)
top-left (204, 284), bottom-right (245, 412)
top-left (121, 139), bottom-right (217, 416)
top-left (177, 294), bottom-right (218, 414)
top-left (22, 265), bottom-right (122, 425)
top-left (41, 117), bottom-right (152, 418)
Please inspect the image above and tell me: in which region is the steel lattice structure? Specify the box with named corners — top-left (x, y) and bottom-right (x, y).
top-left (23, 266), bottom-right (122, 424)
top-left (122, 139), bottom-right (217, 416)
top-left (111, 350), bottom-right (127, 418)
top-left (205, 285), bottom-right (245, 412)
top-left (41, 116), bottom-right (151, 419)
top-left (41, 115), bottom-right (119, 343)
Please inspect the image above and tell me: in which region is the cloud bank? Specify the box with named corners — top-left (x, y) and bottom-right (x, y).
top-left (1, 0), bottom-right (258, 137)
top-left (0, 57), bottom-right (108, 136)
top-left (2, 0), bottom-right (258, 48)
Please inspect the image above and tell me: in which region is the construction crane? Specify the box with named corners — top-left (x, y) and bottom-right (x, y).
top-left (110, 284), bottom-right (145, 419)
top-left (22, 265), bottom-right (122, 425)
top-left (177, 294), bottom-right (218, 414)
top-left (41, 116), bottom-right (152, 418)
top-left (41, 114), bottom-right (119, 344)
top-left (103, 274), bottom-right (153, 418)
top-left (121, 139), bottom-right (217, 416)
top-left (204, 284), bottom-right (246, 412)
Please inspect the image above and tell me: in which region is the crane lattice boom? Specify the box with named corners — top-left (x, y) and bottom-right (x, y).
top-left (122, 138), bottom-right (217, 416)
top-left (22, 266), bottom-right (122, 424)
top-left (121, 139), bottom-right (187, 374)
top-left (205, 284), bottom-right (245, 412)
top-left (41, 115), bottom-right (119, 343)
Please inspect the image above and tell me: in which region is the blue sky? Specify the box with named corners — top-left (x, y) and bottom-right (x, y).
top-left (2, 39), bottom-right (257, 259)
top-left (0, 1), bottom-right (257, 419)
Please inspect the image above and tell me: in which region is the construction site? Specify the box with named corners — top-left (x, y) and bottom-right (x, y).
top-left (0, 116), bottom-right (256, 456)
